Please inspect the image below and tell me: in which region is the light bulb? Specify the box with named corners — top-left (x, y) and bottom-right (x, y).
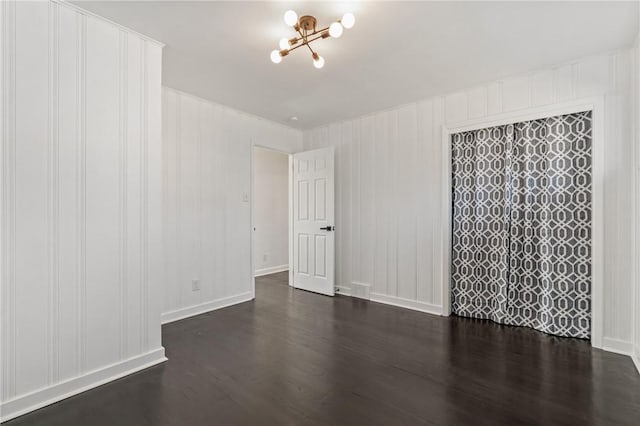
top-left (341, 13), bottom-right (355, 29)
top-left (284, 10), bottom-right (297, 27)
top-left (270, 50), bottom-right (282, 64)
top-left (279, 38), bottom-right (289, 50)
top-left (313, 55), bottom-right (325, 69)
top-left (329, 22), bottom-right (343, 38)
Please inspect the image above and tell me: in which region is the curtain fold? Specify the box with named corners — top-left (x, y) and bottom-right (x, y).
top-left (451, 111), bottom-right (592, 339)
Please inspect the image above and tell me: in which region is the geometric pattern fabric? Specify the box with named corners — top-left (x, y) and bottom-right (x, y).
top-left (451, 111), bottom-right (592, 339)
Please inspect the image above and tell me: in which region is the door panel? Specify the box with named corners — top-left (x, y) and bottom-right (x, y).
top-left (293, 147), bottom-right (335, 296)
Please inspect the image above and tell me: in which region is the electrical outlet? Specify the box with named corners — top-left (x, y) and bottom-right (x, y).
top-left (192, 279), bottom-right (200, 291)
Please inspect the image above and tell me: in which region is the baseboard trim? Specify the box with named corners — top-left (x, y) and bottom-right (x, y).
top-left (369, 292), bottom-right (443, 316)
top-left (0, 347), bottom-right (167, 423)
top-left (633, 346), bottom-right (640, 375)
top-left (254, 265), bottom-right (289, 277)
top-left (161, 292), bottom-right (253, 324)
top-left (335, 285), bottom-right (352, 297)
top-left (602, 337), bottom-right (634, 356)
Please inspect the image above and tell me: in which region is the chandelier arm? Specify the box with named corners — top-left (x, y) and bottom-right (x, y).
top-left (285, 35), bottom-right (325, 54)
top-left (285, 35), bottom-right (320, 54)
top-left (304, 41), bottom-right (315, 55)
top-left (286, 43), bottom-right (305, 54)
top-left (307, 26), bottom-right (330, 38)
top-left (293, 33), bottom-right (328, 50)
top-left (288, 26), bottom-right (329, 48)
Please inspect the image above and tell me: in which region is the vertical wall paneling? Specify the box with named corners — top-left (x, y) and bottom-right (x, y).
top-left (530, 71), bottom-right (553, 106)
top-left (415, 101), bottom-right (431, 304)
top-left (373, 112), bottom-right (388, 295)
top-left (58, 2), bottom-right (79, 383)
top-left (140, 39), bottom-right (147, 353)
top-left (348, 121), bottom-right (359, 288)
top-left (85, 13), bottom-right (120, 372)
top-left (467, 87), bottom-right (487, 119)
top-left (125, 33), bottom-right (142, 357)
top-left (77, 10), bottom-right (87, 377)
top-left (1, 0), bottom-right (18, 403)
top-left (160, 87), bottom-right (303, 323)
top-left (15, 0), bottom-right (50, 396)
top-left (118, 29), bottom-right (127, 362)
top-left (487, 82), bottom-right (502, 115)
top-left (396, 105), bottom-right (417, 301)
top-left (145, 40), bottom-right (163, 352)
top-left (303, 49), bottom-right (637, 347)
top-left (387, 110), bottom-right (398, 297)
top-left (0, 1), bottom-right (166, 421)
top-left (431, 97), bottom-right (445, 307)
top-left (501, 76), bottom-right (530, 111)
top-left (47, 0), bottom-right (61, 386)
top-left (360, 116), bottom-right (374, 288)
top-left (632, 33), bottom-right (640, 372)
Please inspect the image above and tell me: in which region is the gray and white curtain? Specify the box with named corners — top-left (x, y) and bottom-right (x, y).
top-left (450, 111), bottom-right (592, 339)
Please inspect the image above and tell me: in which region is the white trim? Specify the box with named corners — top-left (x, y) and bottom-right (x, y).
top-left (255, 264), bottom-right (289, 277)
top-left (288, 154), bottom-right (294, 287)
top-left (0, 347), bottom-right (167, 423)
top-left (441, 96), bottom-right (605, 349)
top-left (441, 118), bottom-right (453, 317)
top-left (633, 347), bottom-right (640, 375)
top-left (370, 293), bottom-right (443, 316)
top-left (53, 1), bottom-right (165, 47)
top-left (250, 142), bottom-right (256, 298)
top-left (602, 337), bottom-right (634, 356)
top-left (335, 285), bottom-right (352, 297)
top-left (161, 292), bottom-right (253, 324)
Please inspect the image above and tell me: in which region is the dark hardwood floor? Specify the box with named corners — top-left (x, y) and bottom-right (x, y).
top-left (7, 271), bottom-right (640, 425)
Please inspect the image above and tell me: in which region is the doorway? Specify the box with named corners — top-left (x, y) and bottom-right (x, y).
top-left (250, 145), bottom-right (336, 298)
top-left (252, 146), bottom-right (291, 283)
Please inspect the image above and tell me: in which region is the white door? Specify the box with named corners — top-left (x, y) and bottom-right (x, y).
top-left (292, 147), bottom-right (335, 296)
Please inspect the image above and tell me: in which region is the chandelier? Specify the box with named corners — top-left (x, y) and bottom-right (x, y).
top-left (270, 10), bottom-right (355, 69)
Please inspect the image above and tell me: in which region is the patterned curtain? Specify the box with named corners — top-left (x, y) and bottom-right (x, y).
top-left (450, 111), bottom-right (592, 339)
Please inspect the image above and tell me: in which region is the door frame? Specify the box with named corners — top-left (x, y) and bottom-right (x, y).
top-left (250, 142), bottom-right (294, 300)
top-left (441, 96), bottom-right (605, 349)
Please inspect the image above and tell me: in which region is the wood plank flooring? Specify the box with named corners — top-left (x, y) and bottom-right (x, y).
top-left (6, 271), bottom-right (640, 425)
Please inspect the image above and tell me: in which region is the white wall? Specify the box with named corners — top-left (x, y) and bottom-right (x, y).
top-left (0, 0), bottom-right (165, 421)
top-left (161, 87), bottom-right (302, 323)
top-left (253, 147), bottom-right (289, 276)
top-left (303, 48), bottom-right (636, 352)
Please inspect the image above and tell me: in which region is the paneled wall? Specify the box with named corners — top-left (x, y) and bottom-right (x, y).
top-left (303, 49), bottom-right (636, 350)
top-left (1, 1), bottom-right (165, 421)
top-left (161, 87), bottom-right (302, 323)
top-left (634, 33), bottom-right (640, 373)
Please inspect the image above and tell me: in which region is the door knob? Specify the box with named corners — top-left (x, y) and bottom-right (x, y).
top-left (320, 226), bottom-right (334, 231)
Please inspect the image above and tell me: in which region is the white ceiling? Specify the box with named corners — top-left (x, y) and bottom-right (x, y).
top-left (74, 1), bottom-right (639, 129)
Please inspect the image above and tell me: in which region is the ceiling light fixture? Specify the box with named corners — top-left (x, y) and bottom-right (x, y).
top-left (270, 10), bottom-right (355, 69)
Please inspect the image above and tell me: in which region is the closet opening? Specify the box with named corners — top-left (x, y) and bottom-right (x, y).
top-left (441, 98), bottom-right (604, 347)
